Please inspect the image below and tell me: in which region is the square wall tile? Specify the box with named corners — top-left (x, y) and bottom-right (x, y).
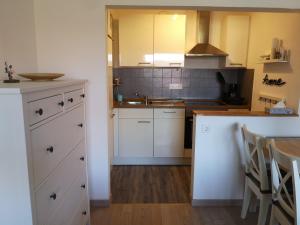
top-left (153, 68), bottom-right (163, 78)
top-left (162, 68), bottom-right (172, 78)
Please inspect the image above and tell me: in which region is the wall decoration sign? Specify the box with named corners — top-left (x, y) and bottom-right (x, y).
top-left (262, 74), bottom-right (286, 86)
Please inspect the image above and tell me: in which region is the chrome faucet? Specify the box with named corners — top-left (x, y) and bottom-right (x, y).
top-left (144, 95), bottom-right (149, 106)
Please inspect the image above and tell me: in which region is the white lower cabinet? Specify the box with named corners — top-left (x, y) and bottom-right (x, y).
top-left (119, 118), bottom-right (154, 157)
top-left (154, 109), bottom-right (185, 157)
top-left (115, 108), bottom-right (185, 161)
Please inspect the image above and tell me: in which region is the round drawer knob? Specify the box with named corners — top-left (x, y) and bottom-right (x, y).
top-left (68, 98), bottom-right (73, 103)
top-left (46, 146), bottom-right (54, 153)
top-left (58, 101), bottom-right (64, 107)
top-left (81, 184), bottom-right (86, 189)
top-left (80, 156), bottom-right (85, 161)
top-left (50, 193), bottom-right (57, 200)
top-left (82, 211), bottom-right (87, 215)
top-left (80, 94), bottom-right (85, 98)
top-left (35, 108), bottom-right (43, 116)
top-left (78, 123), bottom-right (83, 128)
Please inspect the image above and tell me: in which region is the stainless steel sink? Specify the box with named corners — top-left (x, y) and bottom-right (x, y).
top-left (126, 101), bottom-right (144, 105)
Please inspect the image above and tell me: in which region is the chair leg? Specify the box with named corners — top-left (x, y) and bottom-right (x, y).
top-left (249, 196), bottom-right (258, 213)
top-left (241, 179), bottom-right (252, 219)
top-left (269, 207), bottom-right (278, 225)
top-left (257, 196), bottom-right (270, 225)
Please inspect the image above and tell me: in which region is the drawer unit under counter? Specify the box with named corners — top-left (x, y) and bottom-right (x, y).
top-left (35, 140), bottom-right (87, 225)
top-left (29, 94), bottom-right (64, 125)
top-left (31, 104), bottom-right (85, 188)
top-left (64, 89), bottom-right (85, 109)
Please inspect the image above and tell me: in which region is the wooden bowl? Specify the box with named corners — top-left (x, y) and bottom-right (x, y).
top-left (18, 73), bottom-right (64, 81)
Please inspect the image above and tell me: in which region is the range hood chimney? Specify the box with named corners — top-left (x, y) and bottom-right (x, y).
top-left (185, 11), bottom-right (228, 57)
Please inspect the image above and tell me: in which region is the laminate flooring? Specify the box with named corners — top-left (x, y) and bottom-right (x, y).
top-left (111, 166), bottom-right (191, 203)
top-left (91, 204), bottom-right (258, 225)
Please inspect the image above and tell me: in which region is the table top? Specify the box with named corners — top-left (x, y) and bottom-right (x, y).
top-left (273, 138), bottom-right (300, 159)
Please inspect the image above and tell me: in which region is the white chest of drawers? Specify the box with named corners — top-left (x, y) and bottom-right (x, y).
top-left (0, 80), bottom-right (90, 225)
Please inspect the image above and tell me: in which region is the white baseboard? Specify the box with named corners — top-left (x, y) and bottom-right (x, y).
top-left (112, 157), bottom-right (191, 165)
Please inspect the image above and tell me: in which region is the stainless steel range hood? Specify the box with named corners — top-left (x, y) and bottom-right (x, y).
top-left (185, 11), bottom-right (228, 57)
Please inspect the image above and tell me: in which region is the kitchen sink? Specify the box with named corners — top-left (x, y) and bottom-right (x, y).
top-left (127, 101), bottom-right (144, 105)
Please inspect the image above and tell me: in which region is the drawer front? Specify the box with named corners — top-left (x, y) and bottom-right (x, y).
top-left (67, 197), bottom-right (89, 225)
top-left (35, 141), bottom-right (86, 225)
top-left (154, 108), bottom-right (185, 119)
top-left (65, 89), bottom-right (85, 109)
top-left (119, 108), bottom-right (153, 119)
top-left (47, 169), bottom-right (88, 225)
top-left (29, 95), bottom-right (64, 125)
top-left (31, 105), bottom-right (85, 187)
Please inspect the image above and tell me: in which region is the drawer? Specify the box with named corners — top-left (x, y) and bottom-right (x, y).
top-left (31, 105), bottom-right (85, 187)
top-left (35, 141), bottom-right (86, 225)
top-left (119, 108), bottom-right (153, 119)
top-left (67, 197), bottom-right (90, 225)
top-left (29, 95), bottom-right (64, 125)
top-left (65, 89), bottom-right (85, 109)
top-left (154, 108), bottom-right (185, 119)
top-left (46, 169), bottom-right (88, 225)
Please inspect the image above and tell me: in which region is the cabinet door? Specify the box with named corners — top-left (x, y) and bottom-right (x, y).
top-left (154, 14), bottom-right (186, 67)
top-left (119, 118), bottom-right (153, 157)
top-left (223, 15), bottom-right (250, 67)
top-left (119, 13), bottom-right (154, 67)
top-left (154, 118), bottom-right (185, 157)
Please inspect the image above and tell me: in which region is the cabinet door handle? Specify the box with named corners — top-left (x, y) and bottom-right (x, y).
top-left (138, 62), bottom-right (151, 65)
top-left (81, 184), bottom-right (86, 189)
top-left (169, 62), bottom-right (182, 66)
top-left (58, 101), bottom-right (64, 107)
top-left (50, 193), bottom-right (57, 200)
top-left (78, 123), bottom-right (83, 128)
top-left (68, 98), bottom-right (73, 103)
top-left (82, 211), bottom-right (87, 215)
top-left (230, 63), bottom-right (243, 66)
top-left (80, 156), bottom-right (85, 161)
top-left (137, 121), bottom-right (151, 123)
top-left (46, 146), bottom-right (54, 153)
top-left (163, 111), bottom-right (176, 114)
top-left (80, 94), bottom-right (85, 98)
top-left (35, 108), bottom-right (43, 116)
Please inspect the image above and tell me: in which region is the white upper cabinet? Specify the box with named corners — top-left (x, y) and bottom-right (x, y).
top-left (154, 14), bottom-right (186, 67)
top-left (118, 13), bottom-right (154, 67)
top-left (223, 15), bottom-right (250, 67)
top-left (117, 11), bottom-right (186, 67)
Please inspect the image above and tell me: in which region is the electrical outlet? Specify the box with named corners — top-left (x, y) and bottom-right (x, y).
top-left (200, 124), bottom-right (209, 133)
top-left (169, 83), bottom-right (183, 90)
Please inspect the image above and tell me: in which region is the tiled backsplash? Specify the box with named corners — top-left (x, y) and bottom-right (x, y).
top-left (113, 68), bottom-right (251, 99)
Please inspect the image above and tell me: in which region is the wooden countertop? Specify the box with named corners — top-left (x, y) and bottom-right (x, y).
top-left (114, 101), bottom-right (185, 108)
top-left (274, 138), bottom-right (300, 159)
top-left (193, 110), bottom-right (298, 117)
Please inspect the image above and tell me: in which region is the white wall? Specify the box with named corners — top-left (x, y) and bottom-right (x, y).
top-left (1, 0), bottom-right (300, 202)
top-left (247, 12), bottom-right (300, 112)
top-left (0, 0), bottom-right (37, 78)
top-left (192, 111), bottom-right (300, 201)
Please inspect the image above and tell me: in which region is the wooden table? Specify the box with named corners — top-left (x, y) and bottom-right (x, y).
top-left (272, 137), bottom-right (300, 159)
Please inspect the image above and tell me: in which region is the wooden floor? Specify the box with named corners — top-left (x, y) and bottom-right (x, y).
top-left (91, 204), bottom-right (258, 225)
top-left (111, 166), bottom-right (191, 203)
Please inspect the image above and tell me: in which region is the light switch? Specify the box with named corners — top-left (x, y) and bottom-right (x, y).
top-left (169, 83), bottom-right (183, 90)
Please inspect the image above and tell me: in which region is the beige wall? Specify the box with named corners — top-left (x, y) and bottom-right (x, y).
top-left (1, 0), bottom-right (300, 201)
top-left (247, 12), bottom-right (300, 111)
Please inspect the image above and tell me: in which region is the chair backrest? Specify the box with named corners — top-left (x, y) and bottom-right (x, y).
top-left (241, 125), bottom-right (269, 191)
top-left (269, 140), bottom-right (300, 224)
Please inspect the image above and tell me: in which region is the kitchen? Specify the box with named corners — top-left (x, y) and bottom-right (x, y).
top-left (1, 1), bottom-right (300, 225)
top-left (107, 8), bottom-right (293, 204)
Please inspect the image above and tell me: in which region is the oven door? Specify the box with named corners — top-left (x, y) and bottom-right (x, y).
top-left (184, 116), bottom-right (193, 149)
